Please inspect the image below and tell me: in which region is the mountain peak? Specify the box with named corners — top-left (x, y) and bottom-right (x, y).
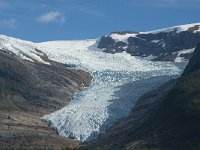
top-left (143, 23), bottom-right (200, 34)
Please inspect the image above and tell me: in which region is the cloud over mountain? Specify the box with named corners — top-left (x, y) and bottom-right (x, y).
top-left (37, 11), bottom-right (66, 24)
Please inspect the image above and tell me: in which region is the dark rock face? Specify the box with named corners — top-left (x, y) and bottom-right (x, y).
top-left (0, 49), bottom-right (92, 149)
top-left (98, 27), bottom-right (200, 61)
top-left (182, 43), bottom-right (200, 76)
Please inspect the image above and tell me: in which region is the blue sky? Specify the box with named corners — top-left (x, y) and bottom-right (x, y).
top-left (0, 0), bottom-right (199, 42)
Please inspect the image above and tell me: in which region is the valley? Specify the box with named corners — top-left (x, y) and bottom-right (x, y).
top-left (0, 23), bottom-right (200, 149)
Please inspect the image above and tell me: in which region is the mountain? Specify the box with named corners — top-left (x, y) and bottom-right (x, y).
top-left (0, 23), bottom-right (199, 149)
top-left (0, 34), bottom-right (182, 149)
top-left (0, 36), bottom-right (92, 149)
top-left (89, 43), bottom-right (200, 150)
top-left (98, 23), bottom-right (200, 62)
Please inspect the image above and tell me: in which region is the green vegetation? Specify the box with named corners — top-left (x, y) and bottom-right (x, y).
top-left (166, 69), bottom-right (200, 117)
top-left (154, 69), bottom-right (200, 150)
top-left (142, 46), bottom-right (200, 150)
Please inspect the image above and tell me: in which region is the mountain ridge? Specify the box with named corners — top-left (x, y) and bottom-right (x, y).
top-left (98, 23), bottom-right (200, 62)
top-left (0, 23), bottom-right (200, 64)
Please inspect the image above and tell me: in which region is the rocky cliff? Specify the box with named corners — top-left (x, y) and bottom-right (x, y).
top-left (98, 23), bottom-right (200, 62)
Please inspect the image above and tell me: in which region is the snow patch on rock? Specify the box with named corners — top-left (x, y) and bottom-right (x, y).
top-left (110, 33), bottom-right (138, 43)
top-left (174, 48), bottom-right (195, 62)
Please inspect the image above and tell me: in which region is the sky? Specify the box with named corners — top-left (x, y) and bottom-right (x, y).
top-left (0, 0), bottom-right (199, 42)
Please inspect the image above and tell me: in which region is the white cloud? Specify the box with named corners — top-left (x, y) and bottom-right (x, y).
top-left (0, 19), bottom-right (17, 29)
top-left (37, 11), bottom-right (66, 24)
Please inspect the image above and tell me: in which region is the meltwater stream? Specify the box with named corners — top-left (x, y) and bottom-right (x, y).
top-left (38, 40), bottom-right (185, 142)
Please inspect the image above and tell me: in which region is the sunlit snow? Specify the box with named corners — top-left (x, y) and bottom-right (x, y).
top-left (142, 23), bottom-right (200, 34)
top-left (0, 35), bottom-right (49, 64)
top-left (174, 48), bottom-right (195, 63)
top-left (109, 33), bottom-right (137, 43)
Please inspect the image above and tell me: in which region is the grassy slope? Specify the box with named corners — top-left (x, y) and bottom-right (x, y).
top-left (149, 69), bottom-right (200, 150)
top-left (151, 44), bottom-right (200, 150)
top-left (0, 50), bottom-right (92, 149)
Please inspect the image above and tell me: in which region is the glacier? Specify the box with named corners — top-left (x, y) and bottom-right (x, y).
top-left (38, 40), bottom-right (185, 142)
top-left (0, 34), bottom-right (186, 142)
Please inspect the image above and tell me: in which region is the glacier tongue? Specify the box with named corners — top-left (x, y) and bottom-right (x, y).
top-left (38, 40), bottom-right (185, 142)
